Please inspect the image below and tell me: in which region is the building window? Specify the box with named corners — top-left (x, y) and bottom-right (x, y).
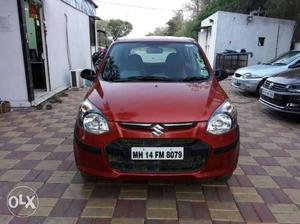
top-left (258, 37), bottom-right (265, 46)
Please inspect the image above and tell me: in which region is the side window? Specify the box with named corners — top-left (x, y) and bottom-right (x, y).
top-left (102, 56), bottom-right (120, 80)
top-left (292, 59), bottom-right (300, 68)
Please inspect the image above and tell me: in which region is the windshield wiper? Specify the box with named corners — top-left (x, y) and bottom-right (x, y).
top-left (181, 76), bottom-right (209, 82)
top-left (112, 75), bottom-right (175, 82)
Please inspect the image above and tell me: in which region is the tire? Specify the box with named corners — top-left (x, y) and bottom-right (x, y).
top-left (80, 171), bottom-right (97, 182)
top-left (256, 80), bottom-right (265, 96)
top-left (214, 173), bottom-right (233, 183)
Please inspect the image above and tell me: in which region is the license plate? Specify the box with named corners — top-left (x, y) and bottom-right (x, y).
top-left (262, 88), bottom-right (275, 99)
top-left (131, 147), bottom-right (184, 160)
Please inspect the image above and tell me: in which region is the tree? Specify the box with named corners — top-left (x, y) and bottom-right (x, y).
top-left (95, 20), bottom-right (111, 46)
top-left (166, 11), bottom-right (184, 36)
top-left (184, 0), bottom-right (211, 17)
top-left (147, 11), bottom-right (184, 37)
top-left (264, 0), bottom-right (298, 19)
top-left (106, 19), bottom-right (133, 40)
top-left (146, 27), bottom-right (168, 36)
top-left (264, 0), bottom-right (300, 40)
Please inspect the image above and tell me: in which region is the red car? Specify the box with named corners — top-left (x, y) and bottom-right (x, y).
top-left (74, 37), bottom-right (239, 181)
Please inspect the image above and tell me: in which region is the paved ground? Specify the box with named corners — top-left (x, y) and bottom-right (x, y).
top-left (1, 78), bottom-right (300, 224)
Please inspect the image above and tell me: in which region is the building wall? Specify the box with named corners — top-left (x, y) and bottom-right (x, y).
top-left (199, 11), bottom-right (296, 68)
top-left (198, 12), bottom-right (219, 67)
top-left (43, 0), bottom-right (92, 92)
top-left (0, 0), bottom-right (29, 107)
top-left (295, 43), bottom-right (300, 50)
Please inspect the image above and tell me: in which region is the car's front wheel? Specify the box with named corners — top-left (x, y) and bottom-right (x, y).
top-left (256, 80), bottom-right (265, 95)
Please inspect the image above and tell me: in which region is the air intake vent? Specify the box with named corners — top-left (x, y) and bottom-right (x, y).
top-left (70, 69), bottom-right (84, 88)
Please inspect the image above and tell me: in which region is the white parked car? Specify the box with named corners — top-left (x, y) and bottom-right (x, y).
top-left (232, 51), bottom-right (300, 93)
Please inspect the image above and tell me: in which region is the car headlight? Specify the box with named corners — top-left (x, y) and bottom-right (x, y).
top-left (206, 100), bottom-right (237, 135)
top-left (242, 73), bottom-right (260, 79)
top-left (287, 84), bottom-right (300, 93)
top-left (78, 99), bottom-right (109, 134)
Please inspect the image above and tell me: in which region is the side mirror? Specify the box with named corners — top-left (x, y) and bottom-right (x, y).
top-left (81, 69), bottom-right (96, 81)
top-left (215, 69), bottom-right (228, 81)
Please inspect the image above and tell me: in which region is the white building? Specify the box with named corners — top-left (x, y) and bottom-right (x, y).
top-left (198, 11), bottom-right (296, 68)
top-left (0, 0), bottom-right (98, 107)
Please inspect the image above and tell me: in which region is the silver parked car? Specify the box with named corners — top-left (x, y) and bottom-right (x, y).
top-left (232, 51), bottom-right (300, 93)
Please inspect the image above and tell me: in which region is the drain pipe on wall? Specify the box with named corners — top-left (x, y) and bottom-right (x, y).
top-left (275, 25), bottom-right (280, 58)
top-left (64, 13), bottom-right (72, 70)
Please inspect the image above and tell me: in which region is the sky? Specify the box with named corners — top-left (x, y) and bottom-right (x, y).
top-left (94, 0), bottom-right (190, 37)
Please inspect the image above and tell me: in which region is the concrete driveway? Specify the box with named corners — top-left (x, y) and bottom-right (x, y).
top-left (0, 78), bottom-right (300, 224)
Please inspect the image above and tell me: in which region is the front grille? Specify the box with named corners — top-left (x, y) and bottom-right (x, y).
top-left (264, 80), bottom-right (287, 92)
top-left (105, 138), bottom-right (209, 172)
top-left (121, 122), bottom-right (195, 131)
top-left (117, 138), bottom-right (195, 147)
top-left (260, 95), bottom-right (286, 107)
top-left (260, 95), bottom-right (300, 111)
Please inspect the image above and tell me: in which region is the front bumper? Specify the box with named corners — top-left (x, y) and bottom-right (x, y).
top-left (73, 121), bottom-right (240, 180)
top-left (259, 87), bottom-right (300, 114)
top-left (231, 76), bottom-right (261, 92)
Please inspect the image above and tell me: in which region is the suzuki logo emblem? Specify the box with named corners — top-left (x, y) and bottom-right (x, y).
top-left (151, 124), bottom-right (164, 136)
top-left (269, 83), bottom-right (274, 89)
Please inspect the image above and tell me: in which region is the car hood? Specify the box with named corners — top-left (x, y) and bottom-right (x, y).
top-left (87, 80), bottom-right (227, 123)
top-left (268, 68), bottom-right (300, 85)
top-left (235, 64), bottom-right (288, 77)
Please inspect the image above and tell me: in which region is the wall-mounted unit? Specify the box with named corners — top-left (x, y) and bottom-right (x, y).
top-left (70, 69), bottom-right (84, 88)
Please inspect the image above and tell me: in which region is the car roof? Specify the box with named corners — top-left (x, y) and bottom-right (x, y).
top-left (114, 36), bottom-right (196, 44)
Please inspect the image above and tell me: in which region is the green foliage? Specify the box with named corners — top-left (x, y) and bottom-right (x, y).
top-left (184, 0), bottom-right (202, 18)
top-left (189, 0), bottom-right (241, 39)
top-left (96, 20), bottom-right (108, 30)
top-left (265, 0), bottom-right (300, 40)
top-left (106, 19), bottom-right (133, 40)
top-left (146, 27), bottom-right (168, 36)
top-left (264, 0), bottom-right (299, 19)
top-left (96, 20), bottom-right (108, 46)
top-left (166, 11), bottom-right (184, 36)
top-left (147, 12), bottom-right (184, 37)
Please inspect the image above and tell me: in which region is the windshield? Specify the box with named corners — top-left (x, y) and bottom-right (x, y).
top-left (101, 42), bottom-right (210, 82)
top-left (266, 51), bottom-right (300, 66)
